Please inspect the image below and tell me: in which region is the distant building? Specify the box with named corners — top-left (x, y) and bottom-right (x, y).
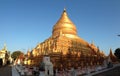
top-left (107, 49), bottom-right (117, 63)
top-left (0, 44), bottom-right (10, 66)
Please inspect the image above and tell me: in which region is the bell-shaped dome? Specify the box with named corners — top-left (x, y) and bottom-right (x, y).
top-left (52, 9), bottom-right (77, 37)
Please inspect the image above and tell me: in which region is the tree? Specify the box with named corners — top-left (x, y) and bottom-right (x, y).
top-left (114, 48), bottom-right (120, 59)
top-left (11, 51), bottom-right (23, 60)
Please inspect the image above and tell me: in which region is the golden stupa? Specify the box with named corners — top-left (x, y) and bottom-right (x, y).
top-left (52, 8), bottom-right (77, 38)
top-left (25, 9), bottom-right (105, 69)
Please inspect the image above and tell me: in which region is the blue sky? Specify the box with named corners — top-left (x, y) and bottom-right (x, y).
top-left (0, 0), bottom-right (120, 55)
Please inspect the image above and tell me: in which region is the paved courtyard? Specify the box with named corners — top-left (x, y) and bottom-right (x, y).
top-left (1, 64), bottom-right (120, 76)
top-left (0, 65), bottom-right (12, 76)
top-left (93, 66), bottom-right (120, 76)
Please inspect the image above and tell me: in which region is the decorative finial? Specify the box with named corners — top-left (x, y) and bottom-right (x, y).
top-left (28, 48), bottom-right (30, 52)
top-left (91, 40), bottom-right (94, 44)
top-left (110, 48), bottom-right (112, 51)
top-left (91, 40), bottom-right (95, 46)
top-left (110, 48), bottom-right (112, 54)
top-left (63, 8), bottom-right (66, 12)
top-left (97, 46), bottom-right (100, 52)
top-left (3, 43), bottom-right (7, 50)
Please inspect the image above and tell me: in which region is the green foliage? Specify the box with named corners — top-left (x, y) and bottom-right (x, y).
top-left (114, 48), bottom-right (120, 59)
top-left (11, 51), bottom-right (23, 60)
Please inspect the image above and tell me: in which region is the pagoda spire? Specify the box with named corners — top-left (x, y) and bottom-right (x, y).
top-left (97, 46), bottom-right (100, 51)
top-left (27, 48), bottom-right (30, 53)
top-left (91, 40), bottom-right (94, 44)
top-left (2, 43), bottom-right (7, 51)
top-left (109, 48), bottom-right (115, 58)
top-left (109, 48), bottom-right (113, 56)
top-left (27, 49), bottom-right (31, 57)
top-left (101, 51), bottom-right (106, 56)
top-left (52, 8), bottom-right (77, 38)
top-left (63, 8), bottom-right (66, 12)
top-left (108, 48), bottom-right (117, 62)
top-left (97, 46), bottom-right (101, 55)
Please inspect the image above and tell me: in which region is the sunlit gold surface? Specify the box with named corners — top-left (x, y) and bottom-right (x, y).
top-left (25, 9), bottom-right (106, 68)
top-left (52, 9), bottom-right (77, 37)
top-left (31, 9), bottom-right (102, 56)
top-left (0, 44), bottom-right (9, 66)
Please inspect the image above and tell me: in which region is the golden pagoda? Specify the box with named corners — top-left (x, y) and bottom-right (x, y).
top-left (26, 9), bottom-right (105, 69)
top-left (108, 48), bottom-right (117, 63)
top-left (0, 44), bottom-right (10, 66)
